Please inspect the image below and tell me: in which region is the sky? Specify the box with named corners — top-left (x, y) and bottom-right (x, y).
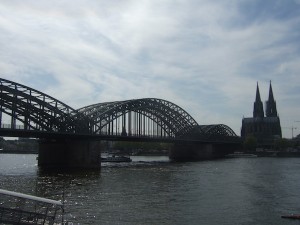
top-left (0, 0), bottom-right (300, 138)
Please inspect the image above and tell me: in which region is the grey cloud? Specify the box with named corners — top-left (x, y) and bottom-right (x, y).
top-left (0, 0), bottom-right (300, 137)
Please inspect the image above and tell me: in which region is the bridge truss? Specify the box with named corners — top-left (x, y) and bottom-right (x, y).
top-left (0, 78), bottom-right (89, 134)
top-left (0, 77), bottom-right (239, 142)
top-left (184, 124), bottom-right (239, 142)
top-left (78, 98), bottom-right (199, 138)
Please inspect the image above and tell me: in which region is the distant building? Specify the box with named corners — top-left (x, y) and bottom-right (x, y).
top-left (241, 81), bottom-right (282, 147)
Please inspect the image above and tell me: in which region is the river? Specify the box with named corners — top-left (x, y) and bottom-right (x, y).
top-left (1, 154), bottom-right (300, 225)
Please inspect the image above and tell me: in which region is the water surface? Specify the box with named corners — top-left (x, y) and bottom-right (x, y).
top-left (1, 154), bottom-right (300, 225)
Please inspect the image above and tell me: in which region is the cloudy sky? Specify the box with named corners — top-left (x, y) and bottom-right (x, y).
top-left (0, 0), bottom-right (300, 138)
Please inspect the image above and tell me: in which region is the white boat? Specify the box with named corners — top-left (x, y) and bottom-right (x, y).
top-left (226, 152), bottom-right (257, 158)
top-left (0, 188), bottom-right (64, 225)
top-left (101, 155), bottom-right (132, 162)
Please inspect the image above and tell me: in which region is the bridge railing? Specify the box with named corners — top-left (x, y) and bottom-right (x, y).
top-left (0, 124), bottom-right (60, 132)
top-left (96, 131), bottom-right (176, 139)
top-left (0, 123), bottom-right (240, 143)
top-left (1, 124), bottom-right (25, 130)
top-left (0, 123), bottom-right (176, 140)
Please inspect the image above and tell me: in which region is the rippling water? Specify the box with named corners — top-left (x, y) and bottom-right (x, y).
top-left (1, 154), bottom-right (300, 225)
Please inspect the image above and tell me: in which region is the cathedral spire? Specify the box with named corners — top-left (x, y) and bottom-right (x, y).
top-left (253, 82), bottom-right (264, 118)
top-left (255, 82), bottom-right (262, 102)
top-left (268, 80), bottom-right (274, 101)
top-left (266, 80), bottom-right (277, 117)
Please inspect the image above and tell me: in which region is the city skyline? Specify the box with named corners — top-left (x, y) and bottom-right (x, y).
top-left (0, 0), bottom-right (299, 138)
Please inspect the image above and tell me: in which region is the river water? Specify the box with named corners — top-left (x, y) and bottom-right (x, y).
top-left (1, 154), bottom-right (300, 225)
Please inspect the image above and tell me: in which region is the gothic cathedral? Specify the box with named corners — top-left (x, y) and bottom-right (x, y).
top-left (241, 81), bottom-right (282, 146)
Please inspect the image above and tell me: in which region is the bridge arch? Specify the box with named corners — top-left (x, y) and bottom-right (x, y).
top-left (0, 78), bottom-right (88, 133)
top-left (184, 124), bottom-right (238, 141)
top-left (198, 124), bottom-right (237, 137)
top-left (78, 98), bottom-right (199, 137)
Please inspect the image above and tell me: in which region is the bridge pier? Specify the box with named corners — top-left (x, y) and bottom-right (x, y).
top-left (170, 141), bottom-right (238, 161)
top-left (38, 139), bottom-right (101, 169)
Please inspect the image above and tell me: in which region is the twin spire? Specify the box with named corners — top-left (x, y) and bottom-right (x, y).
top-left (253, 81), bottom-right (277, 118)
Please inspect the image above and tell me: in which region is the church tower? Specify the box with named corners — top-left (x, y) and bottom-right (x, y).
top-left (253, 82), bottom-right (264, 118)
top-left (241, 81), bottom-right (282, 146)
top-left (265, 81), bottom-right (278, 117)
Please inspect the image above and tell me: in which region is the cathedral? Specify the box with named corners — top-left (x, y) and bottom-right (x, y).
top-left (241, 81), bottom-right (282, 146)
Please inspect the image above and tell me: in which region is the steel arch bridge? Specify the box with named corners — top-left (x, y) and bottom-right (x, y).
top-left (77, 98), bottom-right (199, 137)
top-left (0, 77), bottom-right (239, 142)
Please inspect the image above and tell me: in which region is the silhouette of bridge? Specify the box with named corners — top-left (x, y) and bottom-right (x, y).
top-left (0, 78), bottom-right (241, 168)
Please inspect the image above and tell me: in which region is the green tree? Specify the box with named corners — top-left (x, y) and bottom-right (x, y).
top-left (243, 135), bottom-right (257, 151)
top-left (274, 138), bottom-right (290, 151)
top-left (112, 141), bottom-right (172, 154)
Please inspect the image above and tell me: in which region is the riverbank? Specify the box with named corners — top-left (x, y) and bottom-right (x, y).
top-left (0, 150), bottom-right (37, 154)
top-left (246, 150), bottom-right (300, 157)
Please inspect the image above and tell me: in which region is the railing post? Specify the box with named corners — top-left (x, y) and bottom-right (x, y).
top-left (0, 106), bottom-right (2, 128)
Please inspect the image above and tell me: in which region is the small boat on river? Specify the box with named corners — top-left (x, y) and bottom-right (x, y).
top-left (281, 214), bottom-right (300, 220)
top-left (101, 155), bottom-right (132, 163)
top-left (226, 152), bottom-right (257, 158)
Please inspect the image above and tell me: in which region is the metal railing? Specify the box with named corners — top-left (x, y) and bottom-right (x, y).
top-left (0, 189), bottom-right (63, 225)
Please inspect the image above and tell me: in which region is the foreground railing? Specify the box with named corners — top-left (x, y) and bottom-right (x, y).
top-left (0, 189), bottom-right (64, 225)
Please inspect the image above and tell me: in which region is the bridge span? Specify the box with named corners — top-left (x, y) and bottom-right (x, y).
top-left (0, 78), bottom-right (241, 168)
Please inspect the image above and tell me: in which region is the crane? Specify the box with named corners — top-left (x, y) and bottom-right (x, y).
top-left (294, 121), bottom-right (300, 138)
top-left (283, 126), bottom-right (297, 139)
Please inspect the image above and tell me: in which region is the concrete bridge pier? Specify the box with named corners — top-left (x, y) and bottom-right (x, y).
top-left (170, 141), bottom-right (238, 161)
top-left (38, 139), bottom-right (101, 169)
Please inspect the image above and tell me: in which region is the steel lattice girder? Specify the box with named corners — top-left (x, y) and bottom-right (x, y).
top-left (185, 124), bottom-right (238, 141)
top-left (78, 98), bottom-right (199, 136)
top-left (0, 78), bottom-right (89, 133)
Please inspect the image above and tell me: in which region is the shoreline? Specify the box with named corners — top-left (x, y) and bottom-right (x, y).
top-left (0, 151), bottom-right (37, 154)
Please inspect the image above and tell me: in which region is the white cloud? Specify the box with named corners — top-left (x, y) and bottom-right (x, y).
top-left (0, 0), bottom-right (300, 137)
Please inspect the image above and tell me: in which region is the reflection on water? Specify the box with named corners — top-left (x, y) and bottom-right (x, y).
top-left (1, 154), bottom-right (300, 224)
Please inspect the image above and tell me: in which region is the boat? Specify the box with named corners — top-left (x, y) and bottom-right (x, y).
top-left (0, 188), bottom-right (65, 225)
top-left (101, 155), bottom-right (132, 163)
top-left (281, 214), bottom-right (300, 220)
top-left (226, 152), bottom-right (257, 158)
